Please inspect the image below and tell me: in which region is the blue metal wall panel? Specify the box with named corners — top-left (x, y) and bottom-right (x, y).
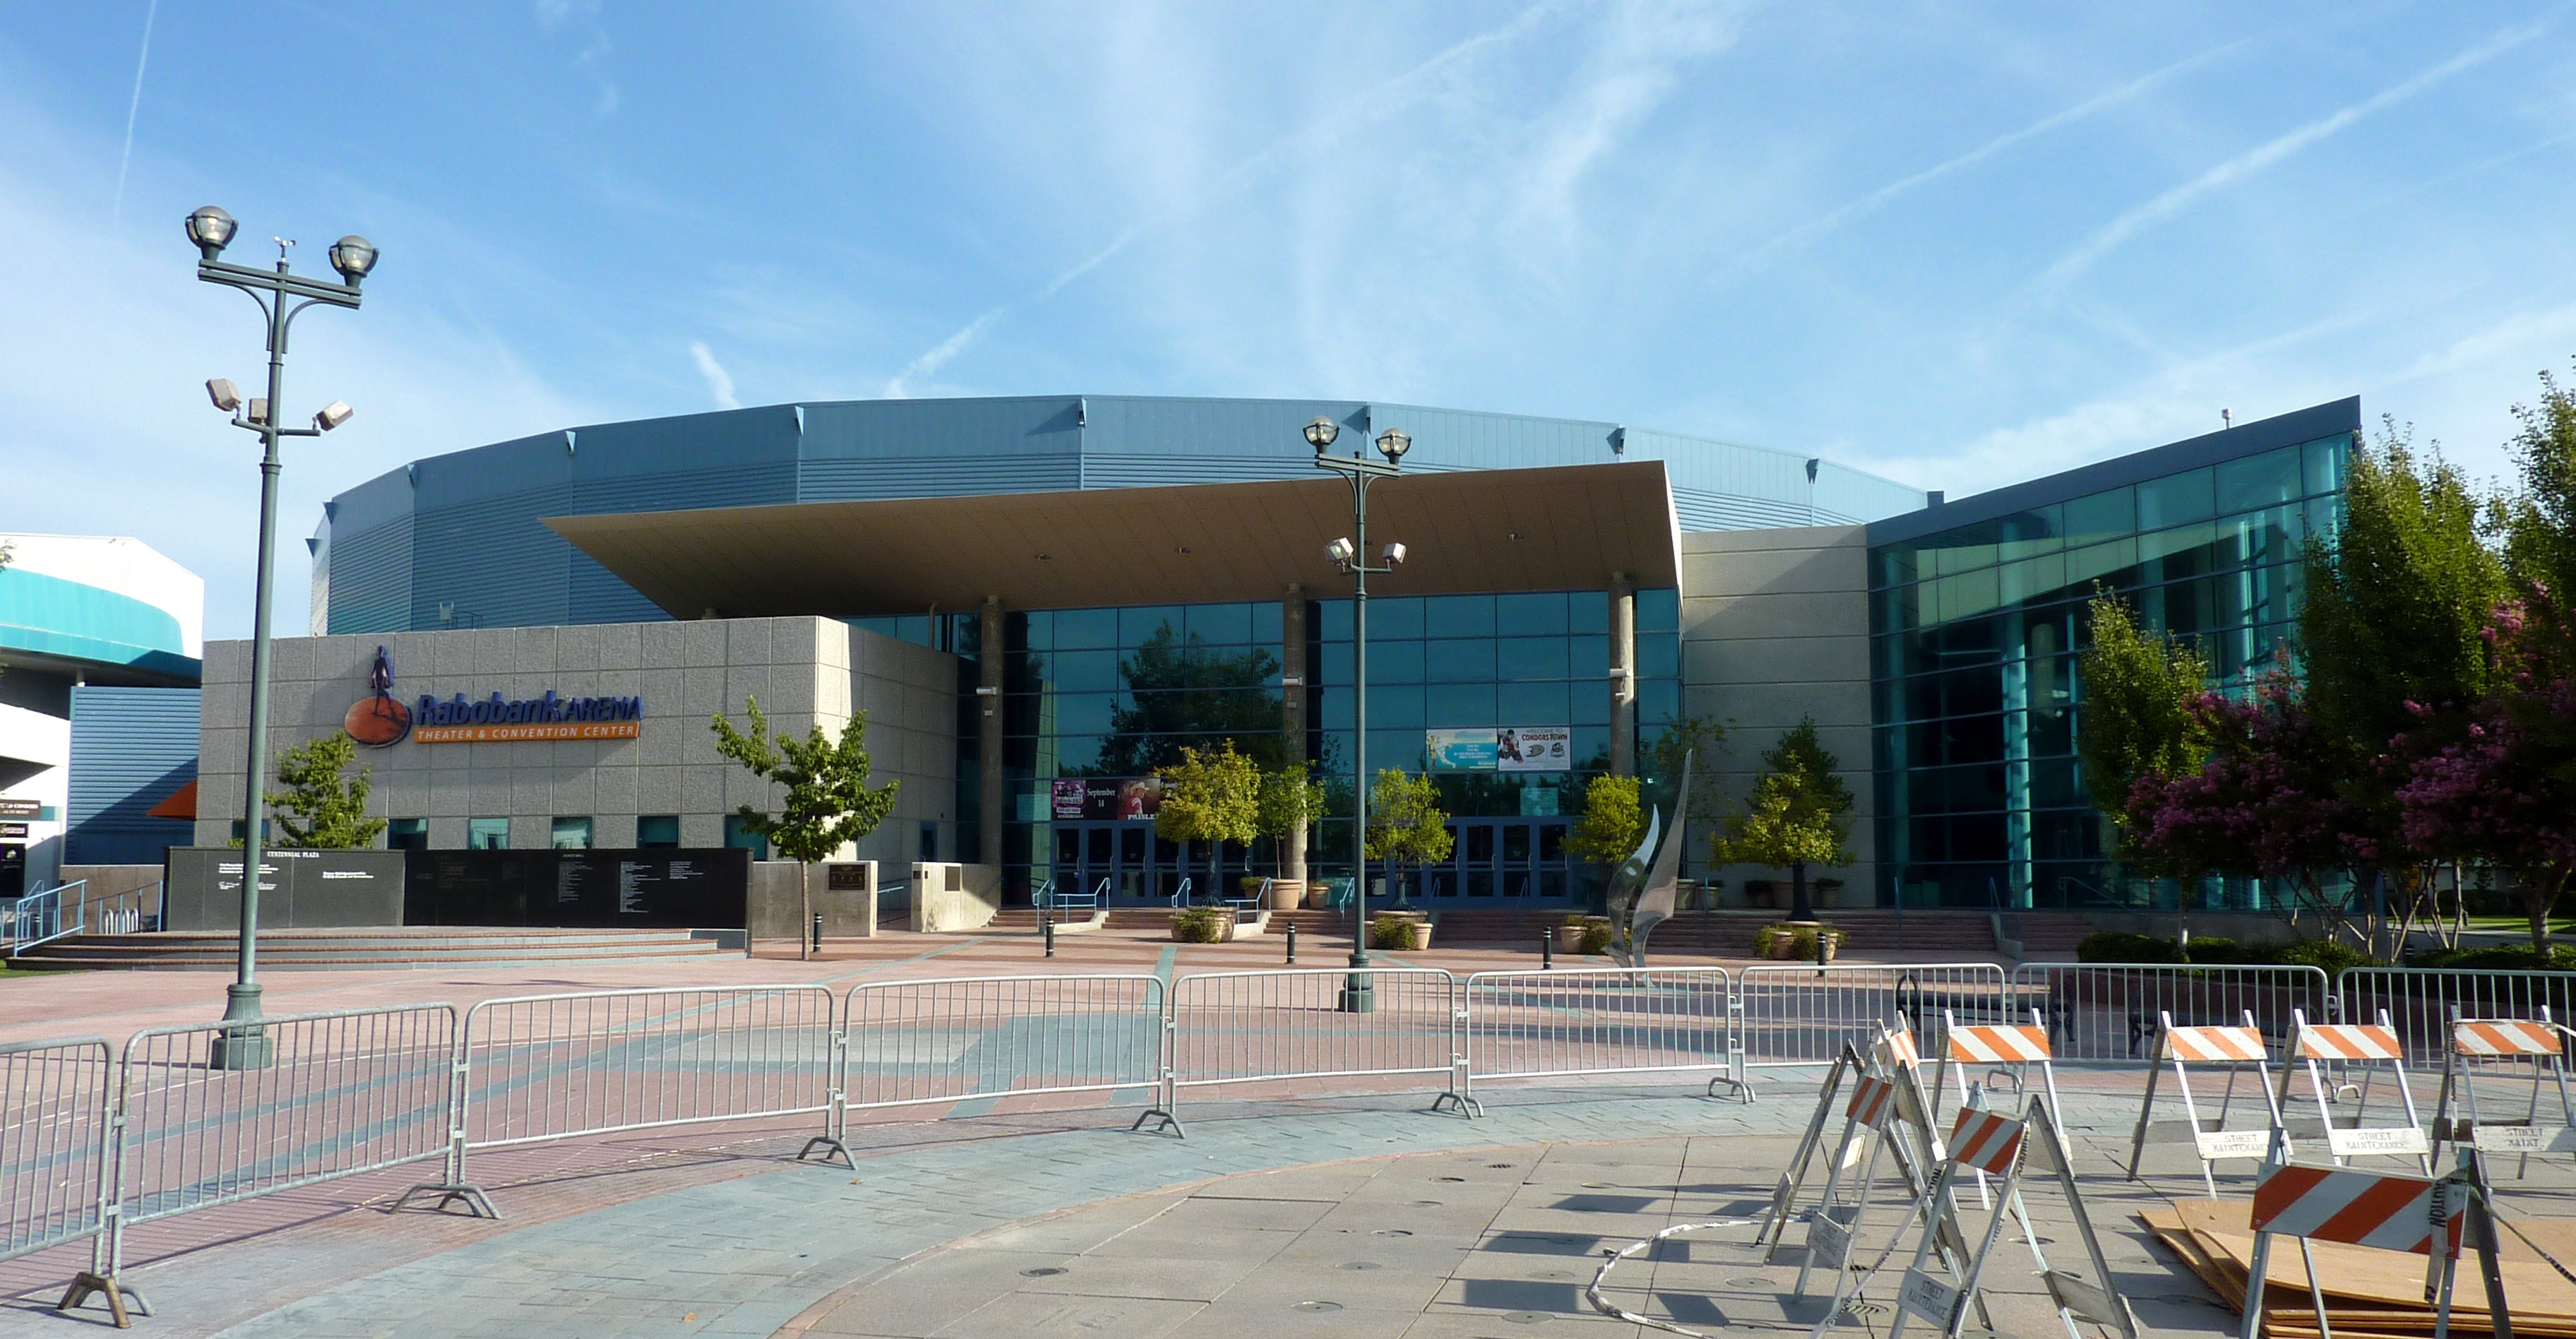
top-left (318, 394), bottom-right (1928, 631)
top-left (66, 686), bottom-right (198, 865)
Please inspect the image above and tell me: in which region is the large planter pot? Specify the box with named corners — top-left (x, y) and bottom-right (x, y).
top-left (1304, 881), bottom-right (1330, 910)
top-left (1815, 879), bottom-right (1847, 910)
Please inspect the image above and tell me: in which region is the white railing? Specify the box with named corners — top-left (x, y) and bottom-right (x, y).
top-left (0, 1037), bottom-right (114, 1267)
top-left (40, 958), bottom-right (2576, 1323)
top-left (433, 986), bottom-right (841, 1198)
top-left (840, 974), bottom-right (1164, 1126)
top-left (2012, 963), bottom-right (2333, 1065)
top-left (1461, 966), bottom-right (1743, 1106)
top-left (1162, 967), bottom-right (1467, 1127)
top-left (1736, 962), bottom-right (2010, 1073)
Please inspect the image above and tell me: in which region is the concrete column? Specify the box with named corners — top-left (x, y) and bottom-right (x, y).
top-left (1609, 571), bottom-right (1636, 776)
top-left (979, 597), bottom-right (1004, 868)
top-left (1280, 585), bottom-right (1308, 881)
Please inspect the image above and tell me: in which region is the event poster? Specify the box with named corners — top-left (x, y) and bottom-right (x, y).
top-left (1496, 726), bottom-right (1572, 772)
top-left (1426, 729), bottom-right (1500, 772)
top-left (1050, 776), bottom-right (1164, 820)
top-left (1428, 727), bottom-right (1570, 773)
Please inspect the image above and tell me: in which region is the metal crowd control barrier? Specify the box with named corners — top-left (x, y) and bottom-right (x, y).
top-left (1735, 963), bottom-right (2009, 1078)
top-left (838, 974), bottom-right (1164, 1133)
top-left (1460, 967), bottom-right (1746, 1107)
top-left (1158, 967), bottom-right (1466, 1134)
top-left (402, 986), bottom-right (841, 1215)
top-left (2341, 968), bottom-right (2576, 1062)
top-left (2010, 963), bottom-right (2332, 1065)
top-left (1, 1037), bottom-right (114, 1272)
top-left (63, 1005), bottom-right (460, 1325)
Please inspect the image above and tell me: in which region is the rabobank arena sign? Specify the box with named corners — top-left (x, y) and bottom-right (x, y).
top-left (413, 690), bottom-right (644, 744)
top-left (340, 645), bottom-right (645, 746)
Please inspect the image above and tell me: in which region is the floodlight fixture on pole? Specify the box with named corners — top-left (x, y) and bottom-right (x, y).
top-left (1306, 417), bottom-right (1413, 1013)
top-left (187, 206), bottom-right (374, 1069)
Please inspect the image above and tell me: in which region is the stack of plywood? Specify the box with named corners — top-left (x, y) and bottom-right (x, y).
top-left (2141, 1199), bottom-right (2576, 1338)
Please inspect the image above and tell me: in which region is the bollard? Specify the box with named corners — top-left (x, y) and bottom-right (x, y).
top-left (1286, 920), bottom-right (1297, 965)
top-left (1044, 916), bottom-right (1056, 958)
top-left (1542, 927), bottom-right (1554, 971)
top-left (811, 913), bottom-right (824, 953)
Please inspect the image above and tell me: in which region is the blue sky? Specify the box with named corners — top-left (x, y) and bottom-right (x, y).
top-left (6, 1), bottom-right (2575, 640)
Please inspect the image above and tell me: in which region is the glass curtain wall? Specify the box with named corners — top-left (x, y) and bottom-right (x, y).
top-left (865, 590), bottom-right (1684, 905)
top-left (1868, 434), bottom-right (2351, 910)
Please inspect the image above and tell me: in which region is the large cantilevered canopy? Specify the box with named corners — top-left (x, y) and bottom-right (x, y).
top-left (545, 460), bottom-right (1681, 618)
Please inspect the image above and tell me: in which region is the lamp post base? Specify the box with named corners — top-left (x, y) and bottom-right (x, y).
top-left (1336, 950), bottom-right (1376, 1014)
top-left (209, 982), bottom-right (273, 1071)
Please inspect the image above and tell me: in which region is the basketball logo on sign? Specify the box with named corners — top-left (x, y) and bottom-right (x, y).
top-left (342, 645), bottom-right (413, 747)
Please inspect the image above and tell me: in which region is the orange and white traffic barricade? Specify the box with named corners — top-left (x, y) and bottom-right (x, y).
top-left (2282, 1007), bottom-right (2431, 1174)
top-left (2431, 1009), bottom-right (2576, 1178)
top-left (2238, 1144), bottom-right (2509, 1339)
top-left (1936, 1008), bottom-right (2065, 1206)
top-left (2125, 1008), bottom-right (2288, 1196)
top-left (1935, 1008), bottom-right (2065, 1125)
top-left (1793, 1061), bottom-right (1962, 1314)
top-left (1884, 1095), bottom-right (2140, 1339)
top-left (1758, 1042), bottom-right (1866, 1252)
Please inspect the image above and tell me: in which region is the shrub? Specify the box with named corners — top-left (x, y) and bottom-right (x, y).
top-left (2181, 936), bottom-right (2247, 965)
top-left (1561, 916), bottom-right (1613, 956)
top-left (1755, 923), bottom-right (1843, 960)
top-left (2267, 939), bottom-right (2380, 978)
top-left (2407, 943), bottom-right (2576, 972)
top-left (1172, 906), bottom-right (1230, 944)
top-left (1371, 914), bottom-right (1421, 951)
top-left (2076, 931), bottom-right (2182, 964)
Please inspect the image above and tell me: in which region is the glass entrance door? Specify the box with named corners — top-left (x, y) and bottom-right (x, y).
top-left (1051, 821), bottom-right (1213, 905)
top-left (1439, 818), bottom-right (1577, 903)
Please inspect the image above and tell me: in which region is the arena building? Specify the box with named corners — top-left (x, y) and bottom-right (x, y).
top-left (187, 393), bottom-right (2359, 913)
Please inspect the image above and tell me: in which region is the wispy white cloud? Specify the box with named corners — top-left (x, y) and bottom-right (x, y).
top-left (880, 3), bottom-right (1564, 395)
top-left (109, 0), bottom-right (155, 227)
top-left (1739, 37), bottom-right (2249, 272)
top-left (1509, 0), bottom-right (1747, 256)
top-left (2036, 14), bottom-right (2558, 296)
top-left (688, 340), bottom-right (740, 409)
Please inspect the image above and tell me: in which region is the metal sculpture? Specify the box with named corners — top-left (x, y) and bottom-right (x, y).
top-left (1606, 751), bottom-right (1692, 967)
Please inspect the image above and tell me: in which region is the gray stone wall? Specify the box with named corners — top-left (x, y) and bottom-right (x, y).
top-left (1678, 525), bottom-right (1876, 905)
top-left (195, 617), bottom-right (956, 878)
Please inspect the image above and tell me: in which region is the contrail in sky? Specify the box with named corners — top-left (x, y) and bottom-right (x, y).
top-left (2037, 12), bottom-right (2558, 294)
top-left (885, 4), bottom-right (1557, 397)
top-left (112, 0), bottom-right (159, 227)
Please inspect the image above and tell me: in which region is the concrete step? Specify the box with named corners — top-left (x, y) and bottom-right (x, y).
top-left (16, 927), bottom-right (732, 970)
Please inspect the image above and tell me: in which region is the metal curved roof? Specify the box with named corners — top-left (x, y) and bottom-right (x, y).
top-left (318, 395), bottom-right (1926, 634)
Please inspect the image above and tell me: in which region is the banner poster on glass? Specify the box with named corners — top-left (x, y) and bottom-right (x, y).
top-left (1051, 776), bottom-right (1163, 821)
top-left (1498, 726), bottom-right (1570, 772)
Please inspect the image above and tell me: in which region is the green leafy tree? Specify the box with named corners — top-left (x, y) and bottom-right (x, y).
top-left (711, 697), bottom-right (900, 960)
top-left (1256, 765), bottom-right (1328, 881)
top-left (1711, 716), bottom-right (1853, 921)
top-left (2076, 595), bottom-right (2212, 878)
top-left (2298, 422), bottom-right (2510, 936)
top-left (1095, 624), bottom-right (1283, 775)
top-left (1364, 768), bottom-right (1453, 903)
top-left (1153, 741), bottom-right (1263, 896)
top-left (1567, 774), bottom-right (1645, 869)
top-left (2502, 368), bottom-right (2576, 607)
top-left (1646, 713), bottom-right (1729, 858)
top-left (264, 734), bottom-right (386, 850)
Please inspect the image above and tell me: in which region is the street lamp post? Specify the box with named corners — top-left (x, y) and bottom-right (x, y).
top-left (1306, 415), bottom-right (1409, 1014)
top-left (186, 206), bottom-right (375, 1069)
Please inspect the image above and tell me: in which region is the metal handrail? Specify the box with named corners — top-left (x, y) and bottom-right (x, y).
top-left (5, 880), bottom-right (89, 957)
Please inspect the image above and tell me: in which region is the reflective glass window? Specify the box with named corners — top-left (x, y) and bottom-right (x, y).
top-left (2137, 467), bottom-right (2216, 529)
top-left (2064, 487), bottom-right (2135, 546)
top-left (1119, 606), bottom-right (1182, 643)
top-left (2303, 434), bottom-right (2351, 497)
top-left (1497, 680), bottom-right (1570, 725)
top-left (1498, 636), bottom-right (1569, 681)
top-left (1425, 683), bottom-right (1496, 725)
top-left (1497, 592), bottom-right (1569, 636)
top-left (1424, 638), bottom-right (1497, 683)
top-left (2217, 446), bottom-right (2302, 511)
top-left (1367, 638), bottom-right (1424, 683)
top-left (1368, 597), bottom-right (1424, 640)
top-left (1186, 603), bottom-right (1251, 645)
top-left (1425, 594), bottom-right (1496, 638)
top-left (1054, 607), bottom-right (1117, 648)
top-left (1634, 588), bottom-right (1679, 632)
